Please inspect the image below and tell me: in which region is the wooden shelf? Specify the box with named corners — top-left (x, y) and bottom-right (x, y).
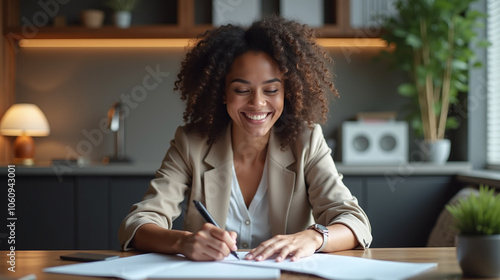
top-left (5, 24), bottom-right (378, 40)
top-left (5, 25), bottom-right (206, 39)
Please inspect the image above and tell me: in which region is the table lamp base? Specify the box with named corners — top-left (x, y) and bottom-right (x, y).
top-left (13, 135), bottom-right (35, 165)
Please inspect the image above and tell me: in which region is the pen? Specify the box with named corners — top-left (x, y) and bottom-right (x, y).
top-left (192, 200), bottom-right (240, 260)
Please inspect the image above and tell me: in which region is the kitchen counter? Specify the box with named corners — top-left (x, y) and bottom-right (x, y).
top-left (1, 161), bottom-right (160, 176)
top-left (1, 161), bottom-right (472, 176)
top-left (337, 161), bottom-right (472, 175)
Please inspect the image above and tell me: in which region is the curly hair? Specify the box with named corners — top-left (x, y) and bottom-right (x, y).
top-left (174, 15), bottom-right (338, 148)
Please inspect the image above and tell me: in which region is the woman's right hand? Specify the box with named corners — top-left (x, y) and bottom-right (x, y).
top-left (132, 223), bottom-right (237, 261)
top-left (180, 223), bottom-right (238, 261)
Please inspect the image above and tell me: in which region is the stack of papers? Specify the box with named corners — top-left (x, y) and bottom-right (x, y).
top-left (226, 252), bottom-right (437, 279)
top-left (44, 251), bottom-right (437, 280)
top-left (45, 253), bottom-right (278, 280)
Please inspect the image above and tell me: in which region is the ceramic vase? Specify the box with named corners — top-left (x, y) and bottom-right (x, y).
top-left (416, 139), bottom-right (451, 164)
top-left (456, 235), bottom-right (500, 277)
top-left (114, 11), bottom-right (132, 28)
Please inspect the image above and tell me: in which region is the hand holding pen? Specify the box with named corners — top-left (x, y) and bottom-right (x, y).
top-left (193, 200), bottom-right (240, 260)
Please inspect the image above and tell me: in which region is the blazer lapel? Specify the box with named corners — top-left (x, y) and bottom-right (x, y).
top-left (202, 124), bottom-right (297, 234)
top-left (203, 124), bottom-right (233, 228)
top-left (267, 129), bottom-right (296, 236)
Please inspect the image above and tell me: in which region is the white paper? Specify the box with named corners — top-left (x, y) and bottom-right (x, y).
top-left (44, 253), bottom-right (280, 280)
top-left (44, 251), bottom-right (436, 280)
top-left (149, 261), bottom-right (280, 279)
top-left (45, 254), bottom-right (183, 280)
top-left (224, 252), bottom-right (437, 280)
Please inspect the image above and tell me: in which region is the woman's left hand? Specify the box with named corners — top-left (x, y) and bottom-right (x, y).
top-left (244, 229), bottom-right (322, 262)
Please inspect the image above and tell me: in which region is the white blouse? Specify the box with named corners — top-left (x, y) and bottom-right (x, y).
top-left (225, 159), bottom-right (272, 249)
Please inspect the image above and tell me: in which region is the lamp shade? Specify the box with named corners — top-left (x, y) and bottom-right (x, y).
top-left (0, 103), bottom-right (50, 136)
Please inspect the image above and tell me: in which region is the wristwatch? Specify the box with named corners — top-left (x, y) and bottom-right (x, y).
top-left (307, 224), bottom-right (329, 252)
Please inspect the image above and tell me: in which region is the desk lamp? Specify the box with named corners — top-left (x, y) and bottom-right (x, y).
top-left (0, 103), bottom-right (50, 165)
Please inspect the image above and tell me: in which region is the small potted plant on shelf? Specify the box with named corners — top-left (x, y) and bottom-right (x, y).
top-left (379, 0), bottom-right (488, 163)
top-left (106, 0), bottom-right (140, 28)
top-left (446, 185), bottom-right (500, 277)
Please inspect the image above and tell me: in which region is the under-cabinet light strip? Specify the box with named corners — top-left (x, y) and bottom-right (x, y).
top-left (18, 38), bottom-right (193, 48)
top-left (316, 38), bottom-right (388, 48)
top-left (18, 38), bottom-right (389, 48)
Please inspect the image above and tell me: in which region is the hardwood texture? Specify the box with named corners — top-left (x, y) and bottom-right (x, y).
top-left (5, 248), bottom-right (497, 280)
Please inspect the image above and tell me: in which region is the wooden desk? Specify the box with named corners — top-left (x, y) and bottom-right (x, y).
top-left (3, 247), bottom-right (498, 280)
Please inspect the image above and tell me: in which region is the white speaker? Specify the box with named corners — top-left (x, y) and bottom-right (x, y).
top-left (342, 121), bottom-right (408, 164)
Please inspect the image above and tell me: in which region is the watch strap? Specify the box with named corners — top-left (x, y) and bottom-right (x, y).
top-left (307, 224), bottom-right (329, 252)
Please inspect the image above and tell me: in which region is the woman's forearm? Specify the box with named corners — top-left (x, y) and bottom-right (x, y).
top-left (132, 223), bottom-right (191, 255)
top-left (323, 223), bottom-right (359, 252)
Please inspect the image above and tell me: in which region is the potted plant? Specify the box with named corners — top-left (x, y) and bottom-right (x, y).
top-left (379, 0), bottom-right (488, 163)
top-left (106, 0), bottom-right (140, 28)
top-left (446, 186), bottom-right (500, 277)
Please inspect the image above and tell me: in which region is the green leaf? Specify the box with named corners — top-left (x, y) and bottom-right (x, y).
top-left (452, 60), bottom-right (469, 70)
top-left (405, 34), bottom-right (422, 49)
top-left (393, 28), bottom-right (408, 38)
top-left (397, 83), bottom-right (417, 97)
top-left (456, 73), bottom-right (468, 83)
top-left (105, 0), bottom-right (139, 11)
top-left (467, 10), bottom-right (485, 19)
top-left (453, 80), bottom-right (468, 91)
top-left (477, 40), bottom-right (491, 48)
top-left (446, 117), bottom-right (459, 129)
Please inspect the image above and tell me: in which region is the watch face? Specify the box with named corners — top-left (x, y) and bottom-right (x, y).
top-left (316, 224), bottom-right (327, 232)
top-left (311, 224), bottom-right (328, 233)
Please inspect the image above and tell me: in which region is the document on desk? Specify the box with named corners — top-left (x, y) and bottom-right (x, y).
top-left (44, 251), bottom-right (436, 280)
top-left (44, 253), bottom-right (279, 280)
top-left (225, 251), bottom-right (437, 280)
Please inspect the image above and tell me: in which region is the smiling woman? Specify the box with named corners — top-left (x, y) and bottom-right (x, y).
top-left (118, 15), bottom-right (372, 263)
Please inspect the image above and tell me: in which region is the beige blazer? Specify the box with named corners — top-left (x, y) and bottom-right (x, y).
top-left (118, 123), bottom-right (372, 250)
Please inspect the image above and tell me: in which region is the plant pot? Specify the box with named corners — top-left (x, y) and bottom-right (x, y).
top-left (456, 235), bottom-right (500, 277)
top-left (415, 139), bottom-right (450, 164)
top-left (114, 11), bottom-right (132, 28)
top-left (80, 9), bottom-right (105, 29)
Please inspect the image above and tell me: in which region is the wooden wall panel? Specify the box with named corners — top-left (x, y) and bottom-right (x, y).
top-left (0, 0), bottom-right (18, 164)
